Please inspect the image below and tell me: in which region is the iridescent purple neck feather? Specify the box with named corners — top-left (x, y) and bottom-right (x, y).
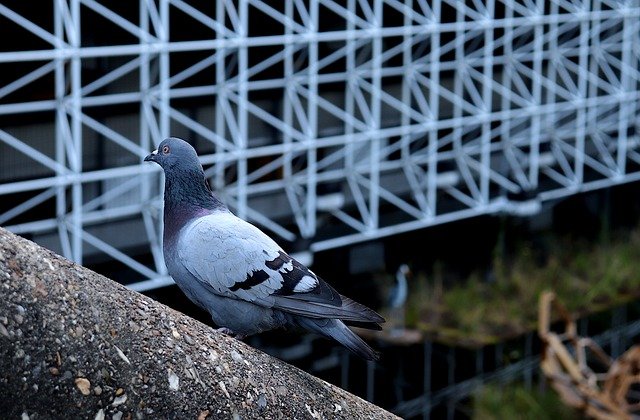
top-left (162, 161), bottom-right (227, 244)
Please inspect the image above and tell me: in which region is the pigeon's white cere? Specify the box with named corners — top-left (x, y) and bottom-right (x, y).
top-left (151, 149), bottom-right (158, 155)
top-left (293, 275), bottom-right (318, 293)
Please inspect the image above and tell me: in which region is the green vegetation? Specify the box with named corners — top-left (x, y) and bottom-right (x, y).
top-left (401, 226), bottom-right (640, 346)
top-left (473, 383), bottom-right (579, 420)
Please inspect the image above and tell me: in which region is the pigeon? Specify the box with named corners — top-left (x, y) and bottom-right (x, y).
top-left (145, 137), bottom-right (385, 360)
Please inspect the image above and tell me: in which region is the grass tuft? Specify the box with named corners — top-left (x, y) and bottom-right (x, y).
top-left (398, 225), bottom-right (640, 346)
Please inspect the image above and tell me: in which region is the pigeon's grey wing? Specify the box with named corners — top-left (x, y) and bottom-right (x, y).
top-left (177, 212), bottom-right (283, 306)
top-left (177, 213), bottom-right (383, 324)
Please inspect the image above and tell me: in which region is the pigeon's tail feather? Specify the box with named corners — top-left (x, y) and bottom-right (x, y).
top-left (339, 296), bottom-right (386, 324)
top-left (343, 320), bottom-right (383, 331)
top-left (274, 295), bottom-right (385, 326)
top-left (295, 317), bottom-right (380, 361)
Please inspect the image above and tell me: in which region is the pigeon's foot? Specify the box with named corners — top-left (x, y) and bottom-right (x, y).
top-left (216, 327), bottom-right (235, 336)
top-left (216, 327), bottom-right (245, 340)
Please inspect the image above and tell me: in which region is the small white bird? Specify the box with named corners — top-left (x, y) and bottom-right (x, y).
top-left (145, 137), bottom-right (385, 360)
top-left (387, 264), bottom-right (410, 336)
top-left (390, 264), bottom-right (410, 309)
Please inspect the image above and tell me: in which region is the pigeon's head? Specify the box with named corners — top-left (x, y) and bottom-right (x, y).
top-left (145, 137), bottom-right (223, 211)
top-left (144, 137), bottom-right (202, 172)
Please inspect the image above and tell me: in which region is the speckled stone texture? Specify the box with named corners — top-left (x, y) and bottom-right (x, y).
top-left (0, 228), bottom-right (397, 419)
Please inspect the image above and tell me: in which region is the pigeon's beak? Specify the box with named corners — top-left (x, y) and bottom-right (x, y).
top-left (144, 149), bottom-right (158, 163)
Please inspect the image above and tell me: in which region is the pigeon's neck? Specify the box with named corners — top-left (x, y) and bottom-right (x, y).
top-left (163, 169), bottom-right (226, 241)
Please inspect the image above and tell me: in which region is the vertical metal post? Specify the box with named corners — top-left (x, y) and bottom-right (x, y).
top-left (214, 0), bottom-right (227, 193)
top-left (54, 0), bottom-right (71, 259)
top-left (306, 0), bottom-right (318, 238)
top-left (236, 0), bottom-right (249, 220)
top-left (366, 359), bottom-right (375, 402)
top-left (617, 1), bottom-right (634, 175)
top-left (446, 346), bottom-right (455, 420)
top-left (475, 346), bottom-right (484, 376)
top-left (546, 0), bottom-right (561, 180)
top-left (340, 350), bottom-right (350, 390)
top-left (282, 0), bottom-right (294, 218)
top-left (427, 0), bottom-right (440, 217)
top-left (70, 0), bottom-right (83, 264)
top-left (530, 0), bottom-right (544, 189)
top-left (156, 0), bottom-right (170, 254)
top-left (611, 306), bottom-right (627, 358)
top-left (423, 339), bottom-right (432, 420)
top-left (369, 0), bottom-right (382, 231)
top-left (500, 1), bottom-right (515, 190)
top-left (574, 0), bottom-right (590, 185)
top-left (495, 341), bottom-right (503, 368)
top-left (140, 0), bottom-right (150, 178)
top-left (587, 0), bottom-right (601, 179)
top-left (524, 332), bottom-right (533, 389)
top-left (159, 0), bottom-right (170, 138)
top-left (400, 0), bottom-right (412, 182)
top-left (480, 0), bottom-right (495, 204)
top-left (581, 317), bottom-right (588, 337)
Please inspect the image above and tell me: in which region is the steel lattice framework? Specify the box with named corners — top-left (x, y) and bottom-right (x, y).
top-left (0, 0), bottom-right (639, 291)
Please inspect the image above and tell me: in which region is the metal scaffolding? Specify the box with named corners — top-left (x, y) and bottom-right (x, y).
top-left (1, 0), bottom-right (639, 291)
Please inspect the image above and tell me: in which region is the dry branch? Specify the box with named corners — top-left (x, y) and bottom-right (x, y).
top-left (539, 291), bottom-right (640, 420)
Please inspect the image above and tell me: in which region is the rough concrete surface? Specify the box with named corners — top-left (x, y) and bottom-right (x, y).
top-left (0, 227), bottom-right (397, 419)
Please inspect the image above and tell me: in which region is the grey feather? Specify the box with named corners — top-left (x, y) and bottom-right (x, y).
top-left (272, 295), bottom-right (384, 323)
top-left (294, 317), bottom-right (380, 361)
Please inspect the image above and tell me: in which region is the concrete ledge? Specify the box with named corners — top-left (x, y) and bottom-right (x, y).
top-left (0, 227), bottom-right (397, 419)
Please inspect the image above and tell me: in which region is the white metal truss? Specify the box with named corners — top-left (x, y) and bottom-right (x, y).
top-left (0, 1), bottom-right (639, 291)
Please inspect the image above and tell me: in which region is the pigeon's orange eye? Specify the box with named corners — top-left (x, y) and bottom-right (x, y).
top-left (162, 145), bottom-right (170, 154)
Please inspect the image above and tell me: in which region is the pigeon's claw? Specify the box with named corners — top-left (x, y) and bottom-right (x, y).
top-left (216, 327), bottom-right (245, 340)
